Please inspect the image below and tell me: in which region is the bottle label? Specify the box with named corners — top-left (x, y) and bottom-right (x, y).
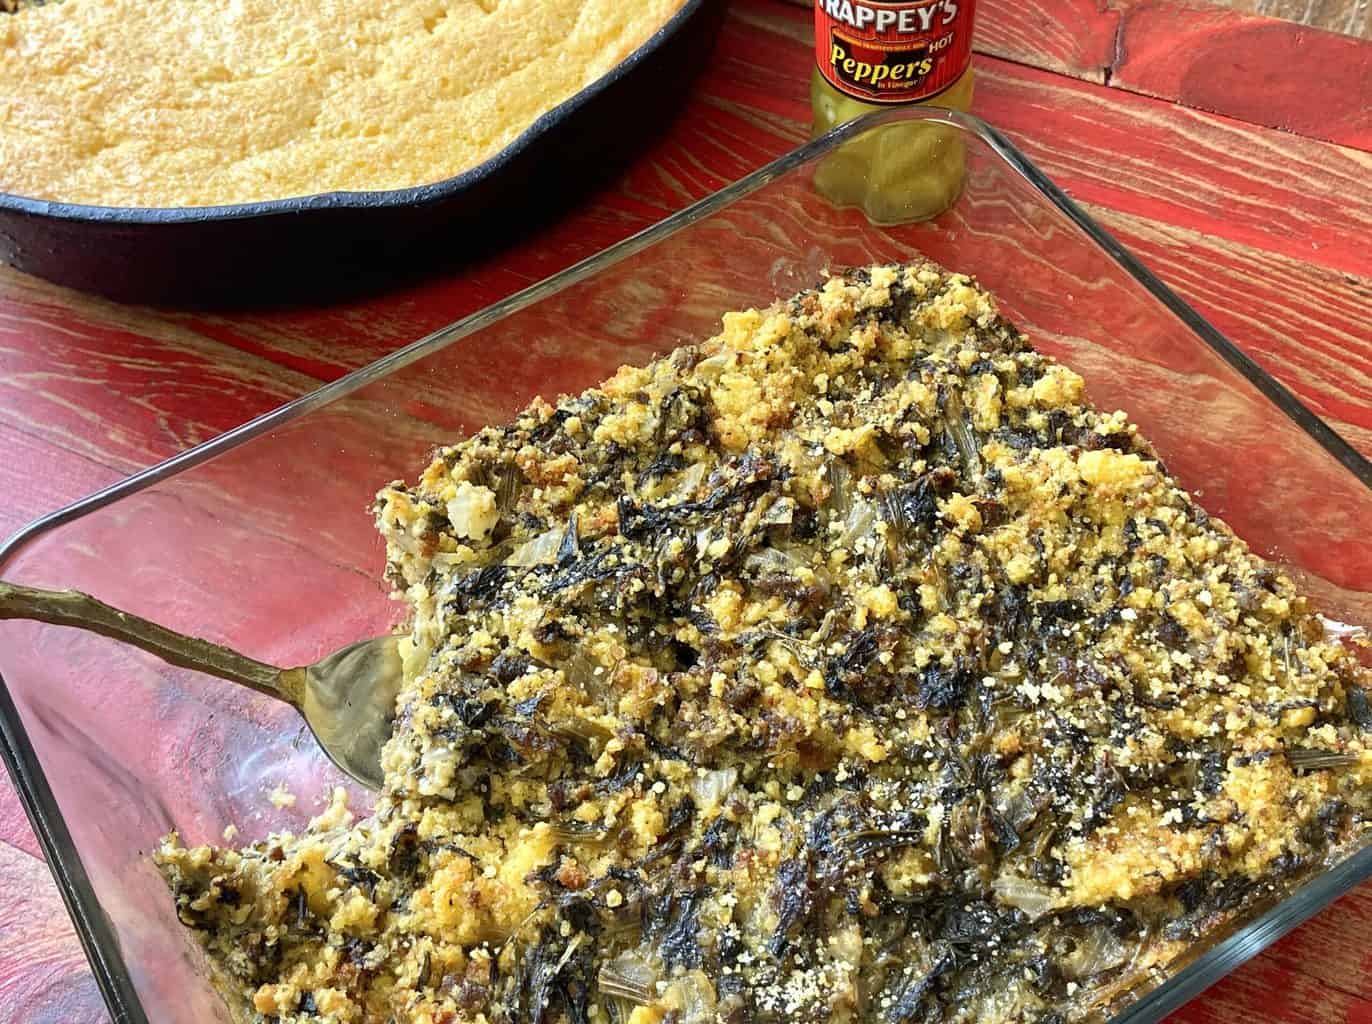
top-left (815, 0), bottom-right (976, 105)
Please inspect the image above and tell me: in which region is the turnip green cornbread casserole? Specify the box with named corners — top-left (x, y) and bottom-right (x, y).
top-left (158, 263), bottom-right (1371, 1024)
top-left (0, 0), bottom-right (686, 208)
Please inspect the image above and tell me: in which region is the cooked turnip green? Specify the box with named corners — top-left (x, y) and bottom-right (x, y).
top-left (159, 262), bottom-right (1371, 1024)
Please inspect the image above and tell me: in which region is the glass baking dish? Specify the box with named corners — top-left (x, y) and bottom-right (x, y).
top-left (1, 108), bottom-right (1369, 1024)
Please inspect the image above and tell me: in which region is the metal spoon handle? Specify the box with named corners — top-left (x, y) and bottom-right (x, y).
top-left (0, 581), bottom-right (305, 706)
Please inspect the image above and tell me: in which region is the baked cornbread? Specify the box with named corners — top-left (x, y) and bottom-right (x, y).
top-left (158, 263), bottom-right (1371, 1024)
top-left (0, 0), bottom-right (686, 208)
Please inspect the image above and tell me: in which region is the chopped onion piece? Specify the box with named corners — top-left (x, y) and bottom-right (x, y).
top-left (1318, 614), bottom-right (1368, 642)
top-left (549, 821), bottom-right (609, 843)
top-left (823, 457), bottom-right (853, 517)
top-left (598, 950), bottom-right (658, 1005)
top-left (1065, 925), bottom-right (1131, 979)
top-left (744, 545), bottom-right (811, 577)
top-left (492, 464), bottom-right (521, 517)
top-left (446, 481), bottom-right (499, 541)
top-left (943, 390), bottom-right (983, 477)
top-left (505, 527), bottom-right (563, 567)
top-left (693, 354), bottom-right (732, 382)
top-left (761, 496), bottom-right (796, 526)
top-left (663, 971), bottom-right (717, 1024)
top-left (671, 462), bottom-right (708, 499)
top-left (837, 498), bottom-right (879, 551)
top-left (991, 874), bottom-right (1057, 920)
top-left (690, 767), bottom-right (738, 811)
top-left (561, 651), bottom-right (608, 700)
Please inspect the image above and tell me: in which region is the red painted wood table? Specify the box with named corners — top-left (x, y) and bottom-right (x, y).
top-left (1, 0), bottom-right (1369, 1020)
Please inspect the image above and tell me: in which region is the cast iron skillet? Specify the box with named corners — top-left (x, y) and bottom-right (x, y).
top-left (0, 0), bottom-right (724, 306)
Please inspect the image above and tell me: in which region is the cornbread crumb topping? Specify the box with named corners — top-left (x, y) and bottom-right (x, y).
top-left (159, 263), bottom-right (1370, 1024)
top-left (0, 0), bottom-right (686, 207)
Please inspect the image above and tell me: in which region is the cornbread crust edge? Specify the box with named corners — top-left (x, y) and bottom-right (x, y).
top-left (0, 0), bottom-right (687, 207)
top-left (159, 261), bottom-right (1370, 1024)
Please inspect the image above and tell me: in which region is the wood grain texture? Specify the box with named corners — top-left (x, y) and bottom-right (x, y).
top-left (1107, 1), bottom-right (1372, 149)
top-left (0, 275), bottom-right (321, 474)
top-left (1257, 884), bottom-right (1372, 1000)
top-left (1, 1), bottom-right (1371, 1023)
top-left (0, 841), bottom-right (109, 1024)
top-left (1081, 203), bottom-right (1372, 454)
top-left (975, 0), bottom-right (1122, 84)
top-left (970, 57), bottom-right (1372, 275)
top-left (1224, 0), bottom-right (1371, 38)
top-left (974, 0), bottom-right (1372, 149)
top-left (792, 0), bottom-right (1372, 111)
top-left (1167, 938), bottom-right (1372, 1022)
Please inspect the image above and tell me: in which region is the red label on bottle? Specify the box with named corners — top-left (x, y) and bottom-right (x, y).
top-left (815, 0), bottom-right (975, 105)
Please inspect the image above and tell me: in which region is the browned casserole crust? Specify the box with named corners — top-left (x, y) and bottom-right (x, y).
top-left (159, 262), bottom-right (1371, 1024)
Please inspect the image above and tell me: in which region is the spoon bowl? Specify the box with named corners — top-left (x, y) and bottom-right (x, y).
top-left (299, 635), bottom-right (403, 790)
top-left (0, 582), bottom-right (403, 790)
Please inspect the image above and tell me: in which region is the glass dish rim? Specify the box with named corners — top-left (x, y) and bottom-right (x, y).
top-left (1, 108), bottom-right (1368, 1024)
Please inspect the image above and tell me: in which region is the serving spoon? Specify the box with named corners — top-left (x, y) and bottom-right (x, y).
top-left (0, 582), bottom-right (402, 790)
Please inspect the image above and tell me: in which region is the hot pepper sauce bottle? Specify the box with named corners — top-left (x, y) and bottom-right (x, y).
top-left (811, 0), bottom-right (977, 224)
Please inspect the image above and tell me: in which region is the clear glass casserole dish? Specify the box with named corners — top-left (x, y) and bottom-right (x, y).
top-left (0, 108), bottom-right (1368, 1024)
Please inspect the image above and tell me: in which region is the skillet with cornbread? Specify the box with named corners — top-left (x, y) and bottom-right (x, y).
top-left (0, 0), bottom-right (720, 301)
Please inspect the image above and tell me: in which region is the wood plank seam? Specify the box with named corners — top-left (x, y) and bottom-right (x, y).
top-left (1104, 0), bottom-right (1372, 149)
top-left (1103, 1), bottom-right (1127, 86)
